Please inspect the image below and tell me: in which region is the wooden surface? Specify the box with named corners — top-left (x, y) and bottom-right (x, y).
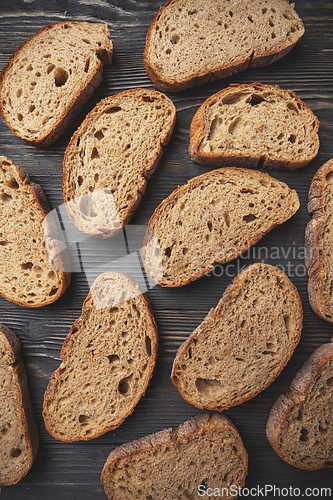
top-left (0, 0), bottom-right (332, 498)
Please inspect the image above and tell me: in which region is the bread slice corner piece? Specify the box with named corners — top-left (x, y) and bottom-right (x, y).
top-left (43, 271), bottom-right (158, 442)
top-left (266, 341), bottom-right (333, 470)
top-left (142, 167), bottom-right (299, 287)
top-left (305, 158), bottom-right (333, 322)
top-left (171, 263), bottom-right (303, 411)
top-left (144, 0), bottom-right (304, 92)
top-left (189, 83), bottom-right (319, 171)
top-left (0, 323), bottom-right (39, 485)
top-left (0, 21), bottom-right (113, 147)
top-left (101, 413), bottom-right (248, 500)
top-left (63, 88), bottom-right (176, 239)
top-left (0, 156), bottom-right (70, 307)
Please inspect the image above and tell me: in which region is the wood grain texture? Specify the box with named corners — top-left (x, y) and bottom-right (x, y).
top-left (0, 0), bottom-right (332, 498)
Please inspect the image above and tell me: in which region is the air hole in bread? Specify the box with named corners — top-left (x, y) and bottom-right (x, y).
top-left (222, 92), bottom-right (246, 105)
top-left (250, 94), bottom-right (265, 106)
top-left (79, 414), bottom-right (90, 424)
top-left (229, 117), bottom-right (242, 134)
top-left (165, 247), bottom-right (172, 257)
top-left (248, 15), bottom-right (254, 23)
top-left (118, 374), bottom-right (133, 395)
top-left (284, 315), bottom-right (293, 337)
top-left (29, 104), bottom-right (35, 113)
top-left (107, 354), bottom-right (119, 364)
top-left (289, 134), bottom-right (297, 143)
top-left (21, 262), bottom-right (33, 270)
top-left (10, 448), bottom-right (22, 458)
top-left (49, 287), bottom-right (58, 296)
top-left (54, 67), bottom-right (68, 87)
top-left (326, 376), bottom-right (333, 387)
top-left (182, 247), bottom-right (189, 256)
top-left (84, 57), bottom-right (90, 73)
top-left (195, 377), bottom-right (222, 395)
top-left (224, 213), bottom-right (231, 227)
top-left (166, 48), bottom-right (171, 55)
top-left (0, 241), bottom-right (9, 246)
top-left (207, 221), bottom-right (213, 232)
top-left (94, 130), bottom-right (104, 141)
top-left (287, 102), bottom-right (299, 114)
top-left (269, 18), bottom-right (274, 27)
top-left (145, 335), bottom-right (152, 356)
top-left (78, 175), bottom-right (83, 187)
top-left (17, 113), bottom-right (23, 122)
top-left (170, 34), bottom-right (180, 44)
top-left (105, 106), bottom-right (122, 114)
top-left (91, 147), bottom-right (100, 160)
top-left (26, 64), bottom-right (33, 71)
top-left (47, 63), bottom-right (55, 74)
top-left (299, 428), bottom-right (309, 442)
top-left (16, 88), bottom-right (22, 98)
top-left (243, 214), bottom-right (256, 223)
top-left (0, 192), bottom-right (12, 202)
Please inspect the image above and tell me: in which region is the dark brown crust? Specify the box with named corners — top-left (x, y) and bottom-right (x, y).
top-left (0, 21), bottom-right (113, 147)
top-left (142, 167), bottom-right (300, 287)
top-left (0, 157), bottom-right (70, 307)
top-left (63, 88), bottom-right (176, 239)
top-left (0, 324), bottom-right (39, 485)
top-left (305, 158), bottom-right (333, 322)
top-left (101, 413), bottom-right (248, 492)
top-left (143, 1), bottom-right (304, 92)
top-left (43, 271), bottom-right (159, 442)
top-left (171, 263), bottom-right (303, 411)
top-left (266, 341), bottom-right (333, 470)
top-left (189, 83), bottom-right (319, 171)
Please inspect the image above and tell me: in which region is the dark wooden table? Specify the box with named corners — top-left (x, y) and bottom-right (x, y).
top-left (0, 1), bottom-right (332, 498)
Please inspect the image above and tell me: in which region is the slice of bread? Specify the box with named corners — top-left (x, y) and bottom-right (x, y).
top-left (144, 0), bottom-right (305, 92)
top-left (0, 21), bottom-right (112, 147)
top-left (171, 264), bottom-right (303, 411)
top-left (142, 167), bottom-right (299, 287)
top-left (0, 323), bottom-right (38, 485)
top-left (101, 413), bottom-right (248, 500)
top-left (0, 156), bottom-right (70, 307)
top-left (63, 88), bottom-right (176, 239)
top-left (266, 341), bottom-right (333, 470)
top-left (305, 158), bottom-right (333, 322)
top-left (43, 271), bottom-right (158, 441)
top-left (189, 83), bottom-right (319, 171)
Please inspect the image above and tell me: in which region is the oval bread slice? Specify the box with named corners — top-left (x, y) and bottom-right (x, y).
top-left (142, 167), bottom-right (299, 287)
top-left (0, 323), bottom-right (38, 485)
top-left (0, 156), bottom-right (70, 307)
top-left (43, 271), bottom-right (158, 441)
top-left (63, 88), bottom-right (176, 239)
top-left (0, 21), bottom-right (112, 147)
top-left (144, 0), bottom-right (305, 92)
top-left (101, 414), bottom-right (248, 500)
top-left (266, 341), bottom-right (333, 470)
top-left (189, 83), bottom-right (319, 171)
top-left (171, 264), bottom-right (303, 411)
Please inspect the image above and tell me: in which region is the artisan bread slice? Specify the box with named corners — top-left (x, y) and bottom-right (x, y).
top-left (63, 88), bottom-right (176, 238)
top-left (43, 271), bottom-right (158, 441)
top-left (142, 167), bottom-right (299, 287)
top-left (266, 341), bottom-right (333, 470)
top-left (0, 156), bottom-right (70, 307)
top-left (0, 323), bottom-right (38, 485)
top-left (171, 264), bottom-right (303, 411)
top-left (305, 158), bottom-right (333, 322)
top-left (144, 0), bottom-right (304, 92)
top-left (101, 413), bottom-right (248, 500)
top-left (0, 21), bottom-right (112, 147)
top-left (189, 83), bottom-right (319, 171)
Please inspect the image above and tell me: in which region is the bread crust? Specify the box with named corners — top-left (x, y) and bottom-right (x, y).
top-left (189, 83), bottom-right (319, 171)
top-left (43, 271), bottom-right (158, 442)
top-left (0, 323), bottom-right (39, 485)
top-left (171, 263), bottom-right (303, 410)
top-left (0, 22), bottom-right (113, 147)
top-left (142, 167), bottom-right (299, 287)
top-left (266, 342), bottom-right (333, 470)
top-left (144, 0), bottom-right (304, 92)
top-left (305, 158), bottom-right (333, 322)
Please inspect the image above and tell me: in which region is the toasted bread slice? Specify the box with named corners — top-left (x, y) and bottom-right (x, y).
top-left (63, 88), bottom-right (176, 238)
top-left (101, 414), bottom-right (248, 500)
top-left (142, 167), bottom-right (299, 287)
top-left (0, 156), bottom-right (70, 307)
top-left (266, 341), bottom-right (333, 470)
top-left (0, 21), bottom-right (112, 147)
top-left (189, 83), bottom-right (319, 171)
top-left (0, 323), bottom-right (38, 485)
top-left (171, 264), bottom-right (303, 411)
top-left (144, 0), bottom-right (304, 92)
top-left (43, 271), bottom-right (158, 441)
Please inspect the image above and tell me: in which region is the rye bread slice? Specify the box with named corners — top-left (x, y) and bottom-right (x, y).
top-left (266, 341), bottom-right (333, 470)
top-left (189, 83), bottom-right (319, 171)
top-left (142, 167), bottom-right (299, 287)
top-left (305, 158), bottom-right (333, 322)
top-left (0, 21), bottom-right (112, 147)
top-left (101, 413), bottom-right (248, 500)
top-left (144, 0), bottom-right (305, 92)
top-left (63, 88), bottom-right (176, 239)
top-left (171, 264), bottom-right (303, 411)
top-left (43, 271), bottom-right (158, 442)
top-left (0, 156), bottom-right (70, 307)
top-left (0, 323), bottom-right (39, 485)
